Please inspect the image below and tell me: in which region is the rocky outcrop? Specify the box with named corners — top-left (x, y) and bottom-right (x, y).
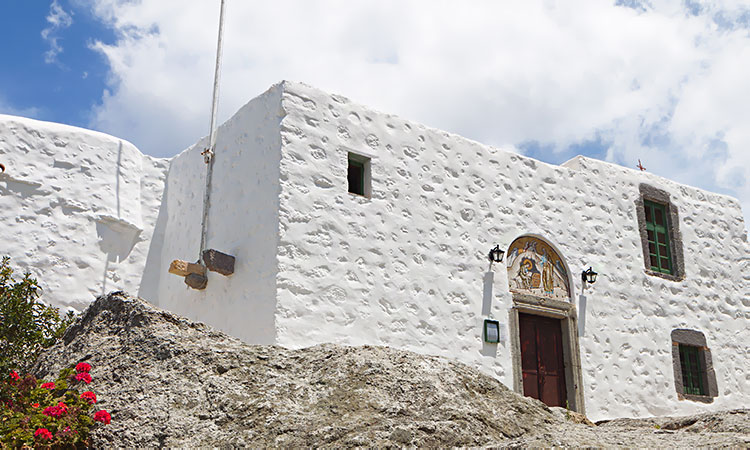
top-left (31, 292), bottom-right (750, 447)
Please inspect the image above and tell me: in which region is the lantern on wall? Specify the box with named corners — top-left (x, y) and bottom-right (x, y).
top-left (488, 245), bottom-right (505, 263)
top-left (581, 267), bottom-right (598, 284)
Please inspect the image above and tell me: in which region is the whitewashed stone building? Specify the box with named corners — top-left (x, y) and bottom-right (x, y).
top-left (0, 115), bottom-right (167, 312)
top-left (1, 82), bottom-right (748, 421)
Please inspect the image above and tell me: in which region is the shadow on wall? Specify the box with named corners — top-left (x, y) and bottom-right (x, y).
top-left (482, 271), bottom-right (494, 316)
top-left (116, 141), bottom-right (122, 218)
top-left (95, 216), bottom-right (141, 263)
top-left (578, 293), bottom-right (587, 336)
top-left (95, 143), bottom-right (142, 295)
top-left (137, 169), bottom-right (170, 305)
top-left (0, 177), bottom-right (48, 198)
top-left (98, 141), bottom-right (140, 265)
top-left (481, 271), bottom-right (499, 357)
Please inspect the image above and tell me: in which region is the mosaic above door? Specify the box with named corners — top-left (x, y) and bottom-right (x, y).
top-left (507, 236), bottom-right (570, 300)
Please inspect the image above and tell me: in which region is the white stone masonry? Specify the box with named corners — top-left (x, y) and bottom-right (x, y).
top-left (1, 82), bottom-right (748, 421)
top-left (0, 115), bottom-right (168, 311)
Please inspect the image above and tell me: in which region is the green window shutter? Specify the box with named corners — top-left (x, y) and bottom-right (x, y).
top-left (679, 344), bottom-right (706, 395)
top-left (644, 200), bottom-right (673, 274)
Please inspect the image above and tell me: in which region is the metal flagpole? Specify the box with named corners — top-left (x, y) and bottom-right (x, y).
top-left (167, 0), bottom-right (234, 289)
top-left (199, 0), bottom-right (227, 266)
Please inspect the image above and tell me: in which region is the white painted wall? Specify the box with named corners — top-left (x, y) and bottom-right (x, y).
top-left (562, 156), bottom-right (750, 419)
top-left (0, 115), bottom-right (168, 311)
top-left (271, 82), bottom-right (750, 421)
top-left (1, 82), bottom-right (748, 422)
top-left (143, 84), bottom-right (284, 345)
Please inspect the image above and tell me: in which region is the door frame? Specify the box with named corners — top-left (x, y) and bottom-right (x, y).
top-left (509, 293), bottom-right (585, 414)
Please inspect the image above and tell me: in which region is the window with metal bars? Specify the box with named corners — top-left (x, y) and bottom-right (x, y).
top-left (679, 344), bottom-right (706, 396)
top-left (644, 200), bottom-right (673, 274)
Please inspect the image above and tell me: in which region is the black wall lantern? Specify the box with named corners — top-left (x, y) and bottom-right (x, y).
top-left (581, 267), bottom-right (598, 284)
top-left (488, 245), bottom-right (505, 263)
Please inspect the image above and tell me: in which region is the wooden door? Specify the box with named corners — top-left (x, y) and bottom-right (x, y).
top-left (519, 313), bottom-right (567, 407)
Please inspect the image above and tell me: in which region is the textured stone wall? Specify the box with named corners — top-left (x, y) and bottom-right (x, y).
top-left (562, 156), bottom-right (749, 419)
top-left (5, 82), bottom-right (747, 422)
top-left (0, 115), bottom-right (168, 311)
top-left (146, 84), bottom-right (284, 345)
top-left (273, 82), bottom-right (750, 421)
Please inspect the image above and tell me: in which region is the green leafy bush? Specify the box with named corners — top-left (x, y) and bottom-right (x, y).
top-left (0, 256), bottom-right (76, 374)
top-left (0, 363), bottom-right (111, 447)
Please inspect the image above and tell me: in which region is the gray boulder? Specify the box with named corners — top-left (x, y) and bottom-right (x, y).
top-left (31, 292), bottom-right (750, 447)
top-left (32, 292), bottom-right (560, 447)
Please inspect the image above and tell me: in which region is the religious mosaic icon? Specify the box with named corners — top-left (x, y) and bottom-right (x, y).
top-left (507, 237), bottom-right (570, 300)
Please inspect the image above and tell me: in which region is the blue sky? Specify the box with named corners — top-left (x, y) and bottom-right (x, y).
top-left (0, 1), bottom-right (115, 126)
top-left (1, 1), bottom-right (750, 229)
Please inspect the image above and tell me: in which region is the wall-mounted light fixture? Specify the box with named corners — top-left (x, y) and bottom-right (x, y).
top-left (484, 319), bottom-right (500, 344)
top-left (581, 267), bottom-right (598, 284)
top-left (488, 245), bottom-right (505, 263)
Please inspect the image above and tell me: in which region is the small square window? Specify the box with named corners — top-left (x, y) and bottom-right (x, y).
top-left (484, 319), bottom-right (500, 343)
top-left (347, 152), bottom-right (371, 198)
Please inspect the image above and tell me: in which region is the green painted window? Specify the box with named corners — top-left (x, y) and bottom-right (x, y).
top-left (644, 200), bottom-right (673, 274)
top-left (679, 344), bottom-right (705, 395)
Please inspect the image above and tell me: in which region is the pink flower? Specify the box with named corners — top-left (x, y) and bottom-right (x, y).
top-left (41, 382), bottom-right (56, 390)
top-left (34, 428), bottom-right (53, 440)
top-left (75, 362), bottom-right (91, 373)
top-left (42, 402), bottom-right (68, 418)
top-left (75, 372), bottom-right (92, 384)
top-left (80, 391), bottom-right (97, 404)
top-left (93, 409), bottom-right (111, 424)
top-left (9, 370), bottom-right (19, 381)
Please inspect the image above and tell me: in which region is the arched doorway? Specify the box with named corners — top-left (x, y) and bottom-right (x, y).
top-left (506, 236), bottom-right (585, 413)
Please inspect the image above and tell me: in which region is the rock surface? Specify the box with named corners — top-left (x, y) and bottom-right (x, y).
top-left (32, 292), bottom-right (750, 447)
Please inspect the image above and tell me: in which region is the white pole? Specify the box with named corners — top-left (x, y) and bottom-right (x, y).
top-left (199, 0), bottom-right (227, 265)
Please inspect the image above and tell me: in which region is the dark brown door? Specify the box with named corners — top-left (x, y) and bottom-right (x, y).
top-left (519, 313), bottom-right (567, 407)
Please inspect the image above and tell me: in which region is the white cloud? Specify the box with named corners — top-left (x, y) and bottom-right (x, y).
top-left (41, 0), bottom-right (74, 65)
top-left (84, 0), bottom-right (750, 230)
